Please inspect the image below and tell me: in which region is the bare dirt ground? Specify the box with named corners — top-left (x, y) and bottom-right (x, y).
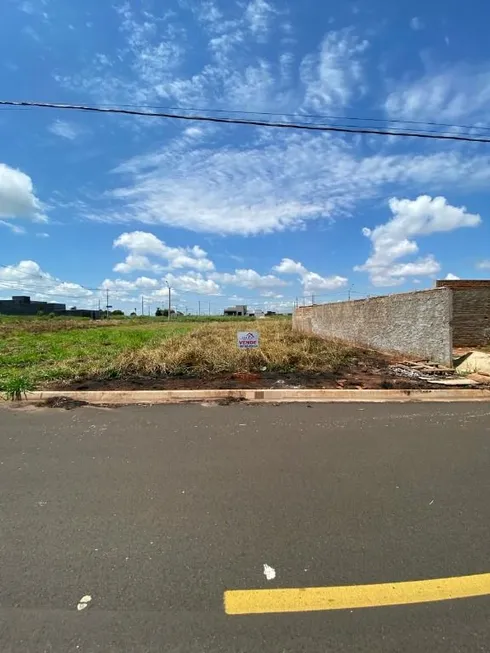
top-left (54, 357), bottom-right (436, 391)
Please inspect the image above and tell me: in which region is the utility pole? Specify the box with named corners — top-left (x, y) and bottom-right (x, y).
top-left (198, 300), bottom-right (201, 316)
top-left (208, 302), bottom-right (211, 315)
top-left (166, 280), bottom-right (171, 321)
top-left (348, 284), bottom-right (354, 301)
top-left (141, 295), bottom-right (144, 316)
top-left (105, 289), bottom-right (111, 319)
top-left (311, 294), bottom-right (315, 305)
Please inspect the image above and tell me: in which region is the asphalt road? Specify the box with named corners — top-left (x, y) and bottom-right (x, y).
top-left (1, 401), bottom-right (489, 652)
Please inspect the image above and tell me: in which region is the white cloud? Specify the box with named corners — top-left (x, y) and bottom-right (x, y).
top-left (13, 0), bottom-right (49, 18)
top-left (92, 130), bottom-right (490, 236)
top-left (100, 272), bottom-right (221, 304)
top-left (260, 291), bottom-right (283, 298)
top-left (444, 273), bottom-right (460, 280)
top-left (355, 195), bottom-right (481, 286)
top-left (0, 163), bottom-right (46, 222)
top-left (209, 269), bottom-right (288, 289)
top-left (302, 272), bottom-right (348, 293)
top-left (384, 257), bottom-right (441, 280)
top-left (183, 127), bottom-right (204, 139)
top-left (0, 260), bottom-right (93, 302)
top-left (113, 254), bottom-right (164, 274)
top-left (56, 5), bottom-right (364, 117)
top-left (0, 220), bottom-right (26, 234)
top-left (99, 276), bottom-right (174, 305)
top-left (245, 0), bottom-right (275, 38)
top-left (476, 260), bottom-right (490, 270)
top-left (48, 120), bottom-right (81, 140)
top-left (274, 258), bottom-right (306, 275)
top-left (36, 232), bottom-right (50, 238)
top-left (166, 272), bottom-right (221, 295)
top-left (300, 29), bottom-right (369, 111)
top-left (17, 1), bottom-right (36, 14)
top-left (410, 17), bottom-right (424, 30)
top-left (101, 276), bottom-right (161, 292)
top-left (113, 231), bottom-right (215, 272)
top-left (273, 257), bottom-right (347, 293)
top-left (385, 64), bottom-right (490, 123)
top-left (55, 3), bottom-right (185, 105)
top-left (117, 3), bottom-right (185, 84)
top-left (47, 6), bottom-right (490, 243)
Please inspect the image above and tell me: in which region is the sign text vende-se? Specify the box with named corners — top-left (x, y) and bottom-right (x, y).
top-left (237, 331), bottom-right (259, 349)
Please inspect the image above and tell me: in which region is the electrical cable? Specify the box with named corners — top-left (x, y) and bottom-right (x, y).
top-left (1, 99), bottom-right (490, 143)
top-left (6, 100), bottom-right (490, 135)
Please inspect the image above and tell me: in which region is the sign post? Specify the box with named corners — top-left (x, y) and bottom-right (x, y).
top-left (237, 331), bottom-right (259, 349)
top-left (237, 331), bottom-right (259, 372)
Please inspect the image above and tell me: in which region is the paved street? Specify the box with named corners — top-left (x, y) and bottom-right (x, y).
top-left (1, 402), bottom-right (490, 652)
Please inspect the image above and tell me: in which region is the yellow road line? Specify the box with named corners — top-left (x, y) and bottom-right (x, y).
top-left (224, 573), bottom-right (490, 615)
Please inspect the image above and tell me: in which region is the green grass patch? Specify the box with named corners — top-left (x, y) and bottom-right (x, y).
top-left (0, 317), bottom-right (377, 389)
top-left (0, 323), bottom-right (193, 387)
top-left (0, 375), bottom-right (35, 401)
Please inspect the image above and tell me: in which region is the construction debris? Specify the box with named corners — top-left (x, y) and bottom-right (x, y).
top-left (389, 360), bottom-right (483, 386)
top-left (424, 377), bottom-right (479, 387)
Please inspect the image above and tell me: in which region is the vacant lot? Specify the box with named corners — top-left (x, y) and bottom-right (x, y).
top-left (0, 317), bottom-right (192, 389)
top-left (0, 316), bottom-right (402, 391)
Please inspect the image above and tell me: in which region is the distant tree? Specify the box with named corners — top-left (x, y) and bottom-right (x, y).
top-left (155, 307), bottom-right (164, 316)
top-left (111, 309), bottom-right (124, 316)
top-left (161, 308), bottom-right (176, 317)
top-left (130, 311), bottom-right (137, 317)
top-left (70, 306), bottom-right (77, 310)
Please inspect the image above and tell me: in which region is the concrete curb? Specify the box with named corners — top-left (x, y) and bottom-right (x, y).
top-left (6, 388), bottom-right (490, 405)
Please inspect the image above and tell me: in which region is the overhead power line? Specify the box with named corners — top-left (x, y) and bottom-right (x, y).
top-left (5, 100), bottom-right (490, 135)
top-left (0, 263), bottom-right (102, 293)
top-left (2, 99), bottom-right (490, 144)
top-left (101, 103), bottom-right (490, 135)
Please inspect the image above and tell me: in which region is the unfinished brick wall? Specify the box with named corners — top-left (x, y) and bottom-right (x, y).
top-left (293, 288), bottom-right (453, 365)
top-left (436, 280), bottom-right (490, 346)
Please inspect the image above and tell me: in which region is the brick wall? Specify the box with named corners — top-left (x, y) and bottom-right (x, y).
top-left (436, 280), bottom-right (490, 289)
top-left (436, 280), bottom-right (490, 346)
top-left (293, 288), bottom-right (453, 366)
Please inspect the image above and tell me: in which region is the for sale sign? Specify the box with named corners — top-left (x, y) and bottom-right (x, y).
top-left (237, 331), bottom-right (259, 349)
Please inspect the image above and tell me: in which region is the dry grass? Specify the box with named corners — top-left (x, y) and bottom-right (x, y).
top-left (1, 317), bottom-right (384, 389)
top-left (116, 320), bottom-right (359, 376)
top-left (0, 316), bottom-right (128, 336)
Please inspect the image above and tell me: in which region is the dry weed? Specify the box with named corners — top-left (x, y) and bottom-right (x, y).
top-left (116, 320), bottom-right (358, 376)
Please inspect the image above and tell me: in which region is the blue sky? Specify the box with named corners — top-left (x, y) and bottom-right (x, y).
top-left (1, 0), bottom-right (490, 313)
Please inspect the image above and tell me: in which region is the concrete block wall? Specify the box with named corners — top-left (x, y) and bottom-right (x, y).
top-left (293, 305), bottom-right (313, 334)
top-left (436, 280), bottom-right (490, 346)
top-left (293, 288), bottom-right (453, 366)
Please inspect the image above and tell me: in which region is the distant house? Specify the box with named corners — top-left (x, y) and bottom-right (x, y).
top-left (0, 295), bottom-right (101, 319)
top-left (223, 304), bottom-right (247, 316)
